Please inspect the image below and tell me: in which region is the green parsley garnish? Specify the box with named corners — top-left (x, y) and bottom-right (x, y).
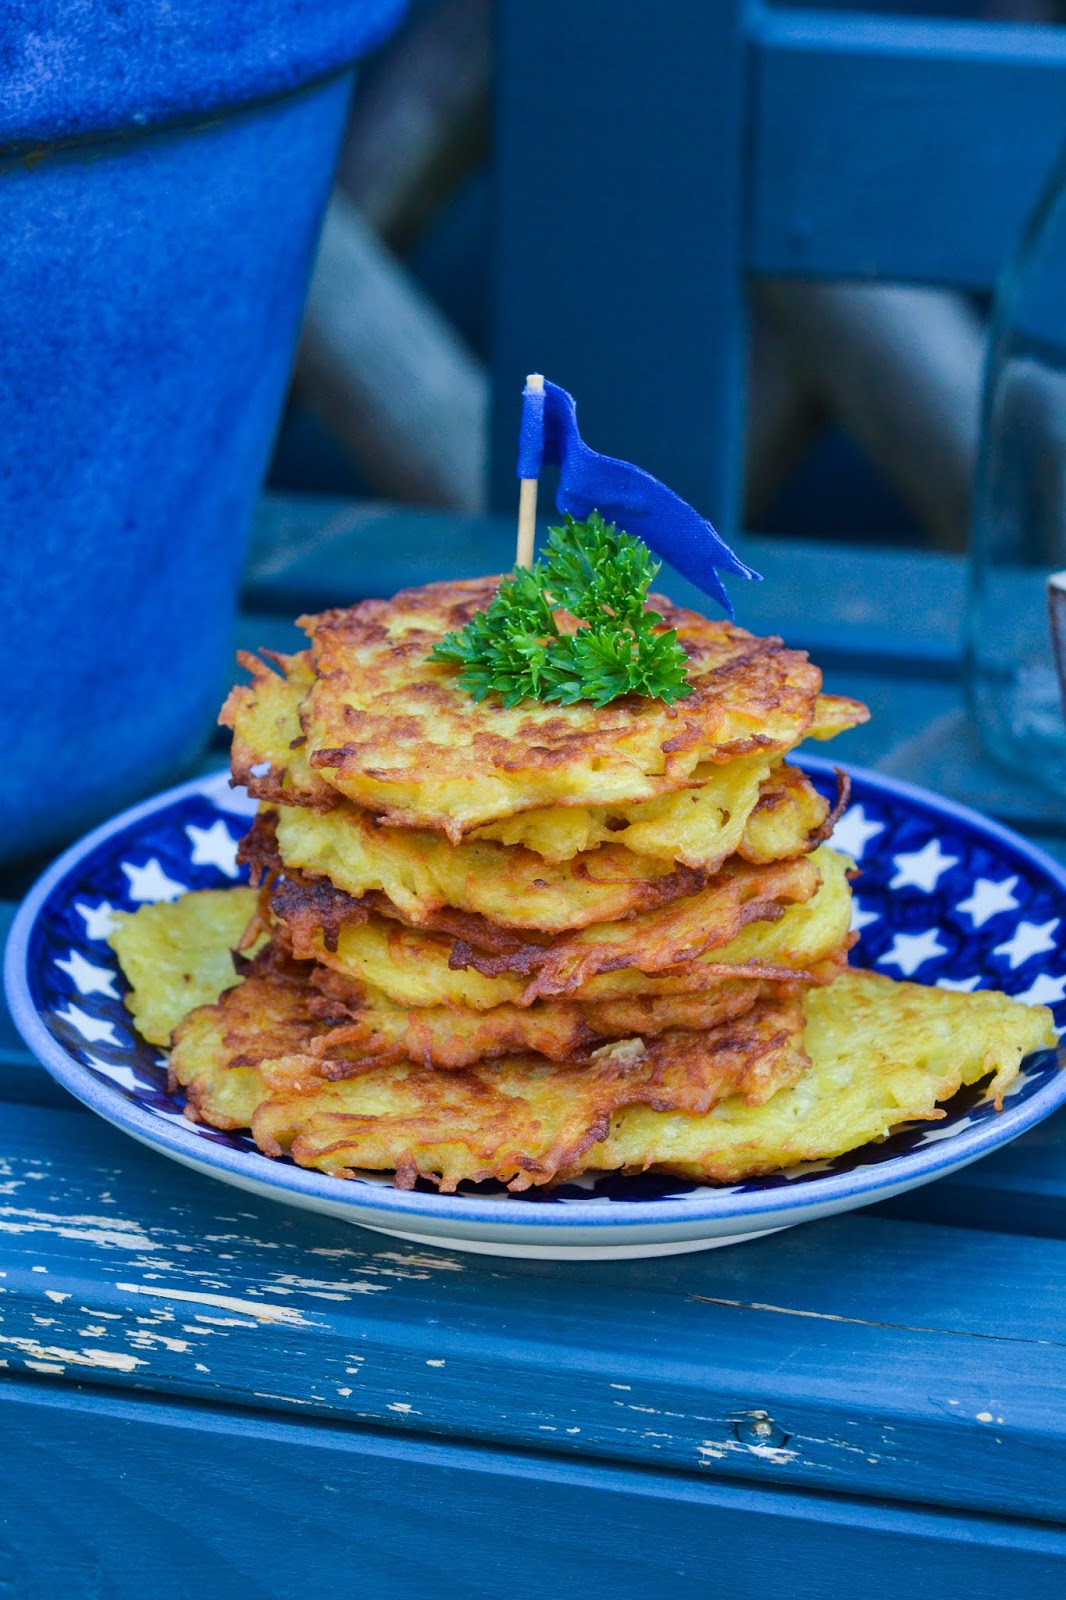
top-left (430, 511), bottom-right (691, 709)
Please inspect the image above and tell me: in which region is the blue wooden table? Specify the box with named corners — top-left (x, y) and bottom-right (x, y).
top-left (3, 494), bottom-right (1066, 1596)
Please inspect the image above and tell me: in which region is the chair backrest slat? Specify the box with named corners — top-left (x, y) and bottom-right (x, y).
top-left (492, 1), bottom-right (1066, 539)
top-left (750, 8), bottom-right (1066, 289)
top-left (491, 0), bottom-right (748, 527)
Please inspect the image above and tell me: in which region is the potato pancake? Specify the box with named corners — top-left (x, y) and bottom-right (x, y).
top-left (251, 763), bottom-right (832, 936)
top-left (589, 970), bottom-right (1056, 1183)
top-left (124, 891), bottom-right (793, 1074)
top-left (289, 580), bottom-right (866, 834)
top-left (271, 846), bottom-right (853, 1009)
top-left (246, 995), bottom-right (811, 1190)
top-left (223, 646), bottom-right (856, 861)
top-left (221, 649), bottom-right (336, 810)
top-left (248, 972), bottom-right (1054, 1190)
top-left (307, 967), bottom-right (780, 1070)
top-left (108, 886), bottom-right (262, 1047)
top-left (169, 948), bottom-right (317, 1127)
top-left (271, 807), bottom-right (708, 933)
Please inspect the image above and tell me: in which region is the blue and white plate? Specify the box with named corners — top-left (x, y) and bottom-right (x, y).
top-left (5, 758), bottom-right (1066, 1259)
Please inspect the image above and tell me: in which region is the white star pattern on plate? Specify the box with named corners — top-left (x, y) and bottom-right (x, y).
top-left (889, 838), bottom-right (959, 893)
top-left (148, 1103), bottom-right (197, 1125)
top-left (781, 1158), bottom-right (838, 1179)
top-left (878, 928), bottom-right (949, 977)
top-left (1013, 972), bottom-right (1066, 1008)
top-left (55, 950), bottom-right (118, 998)
top-left (993, 918), bottom-right (1060, 970)
top-left (54, 1005), bottom-right (119, 1045)
top-left (83, 1055), bottom-right (142, 1092)
top-left (936, 974), bottom-right (983, 992)
top-left (75, 900), bottom-right (119, 940)
top-left (830, 804), bottom-right (885, 861)
top-left (122, 858), bottom-right (187, 904)
top-left (662, 1185), bottom-right (732, 1201)
top-left (918, 1117), bottom-right (974, 1144)
top-left (956, 875), bottom-right (1020, 928)
top-left (850, 899), bottom-right (879, 933)
top-left (186, 819), bottom-right (240, 878)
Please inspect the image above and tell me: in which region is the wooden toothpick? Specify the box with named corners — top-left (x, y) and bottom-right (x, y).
top-left (516, 372), bottom-right (544, 568)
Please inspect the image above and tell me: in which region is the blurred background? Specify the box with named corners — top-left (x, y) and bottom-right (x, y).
top-left (267, 0), bottom-right (1064, 554)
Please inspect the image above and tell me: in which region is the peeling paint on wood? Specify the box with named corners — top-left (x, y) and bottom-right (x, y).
top-left (114, 1283), bottom-right (316, 1328)
top-left (2, 1099), bottom-right (1066, 1529)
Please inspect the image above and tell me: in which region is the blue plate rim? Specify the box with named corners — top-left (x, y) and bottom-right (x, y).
top-left (5, 755), bottom-right (1066, 1234)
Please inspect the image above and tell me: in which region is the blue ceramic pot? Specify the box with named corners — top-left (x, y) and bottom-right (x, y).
top-left (0, 1), bottom-right (404, 866)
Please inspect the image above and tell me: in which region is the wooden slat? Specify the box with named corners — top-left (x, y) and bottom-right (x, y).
top-left (749, 8), bottom-right (1066, 288)
top-left (2, 1101), bottom-right (1066, 1524)
top-left (245, 496), bottom-right (966, 673)
top-left (297, 194), bottom-right (487, 511)
top-left (6, 1380), bottom-right (1066, 1600)
top-left (492, 0), bottom-right (749, 530)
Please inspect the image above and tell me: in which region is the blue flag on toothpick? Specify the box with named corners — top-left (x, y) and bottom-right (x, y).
top-left (517, 377), bottom-right (760, 618)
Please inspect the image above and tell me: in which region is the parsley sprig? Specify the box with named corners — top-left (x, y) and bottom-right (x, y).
top-left (430, 511), bottom-right (691, 708)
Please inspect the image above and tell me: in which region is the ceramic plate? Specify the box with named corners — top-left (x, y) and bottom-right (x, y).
top-left (5, 758), bottom-right (1066, 1259)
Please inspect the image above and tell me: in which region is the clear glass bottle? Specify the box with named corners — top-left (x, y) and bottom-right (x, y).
top-left (966, 141), bottom-right (1066, 795)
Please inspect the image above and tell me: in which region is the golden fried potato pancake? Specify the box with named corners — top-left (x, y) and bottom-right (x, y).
top-left (220, 650), bottom-right (337, 810)
top-left (272, 846), bottom-right (853, 1009)
top-left (224, 648), bottom-right (852, 864)
top-left (306, 966), bottom-right (778, 1070)
top-left (256, 763), bottom-right (832, 935)
top-left (467, 853), bottom-right (823, 1001)
top-left (737, 763), bottom-right (841, 864)
top-left (169, 948), bottom-right (317, 1127)
top-left (251, 995), bottom-right (810, 1190)
top-left (293, 580), bottom-right (867, 835)
top-left (271, 852), bottom-right (821, 996)
top-left (589, 970), bottom-right (1056, 1182)
top-left (108, 887), bottom-right (263, 1047)
top-left (472, 720), bottom-right (853, 860)
top-left (247, 972), bottom-right (1054, 1191)
top-left (273, 806), bottom-right (706, 932)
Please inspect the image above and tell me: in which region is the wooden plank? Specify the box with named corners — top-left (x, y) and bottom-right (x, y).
top-left (5, 1379), bottom-right (1066, 1600)
top-left (749, 9), bottom-right (1066, 288)
top-left (297, 195), bottom-right (487, 511)
top-left (337, 0), bottom-right (491, 251)
top-left (492, 1), bottom-right (749, 534)
top-left (753, 282), bottom-right (984, 551)
top-left (2, 1101), bottom-right (1066, 1522)
top-left (246, 495), bottom-right (967, 674)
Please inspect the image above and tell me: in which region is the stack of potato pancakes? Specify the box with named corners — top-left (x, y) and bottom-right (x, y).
top-left (110, 579), bottom-right (1054, 1192)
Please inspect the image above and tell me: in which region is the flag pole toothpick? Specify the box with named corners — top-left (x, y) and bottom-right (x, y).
top-left (516, 372), bottom-right (543, 567)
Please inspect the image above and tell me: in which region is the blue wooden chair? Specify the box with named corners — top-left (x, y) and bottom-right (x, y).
top-left (490, 2), bottom-right (1066, 539)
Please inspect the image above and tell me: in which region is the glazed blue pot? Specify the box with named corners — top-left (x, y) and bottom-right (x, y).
top-left (0, 0), bottom-right (404, 866)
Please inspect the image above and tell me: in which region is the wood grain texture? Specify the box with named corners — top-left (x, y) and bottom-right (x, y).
top-left (4, 1378), bottom-right (1066, 1600)
top-left (749, 8), bottom-right (1066, 287)
top-left (1, 1100), bottom-right (1066, 1523)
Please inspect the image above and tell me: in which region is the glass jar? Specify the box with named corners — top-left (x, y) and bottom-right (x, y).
top-left (966, 141), bottom-right (1066, 796)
